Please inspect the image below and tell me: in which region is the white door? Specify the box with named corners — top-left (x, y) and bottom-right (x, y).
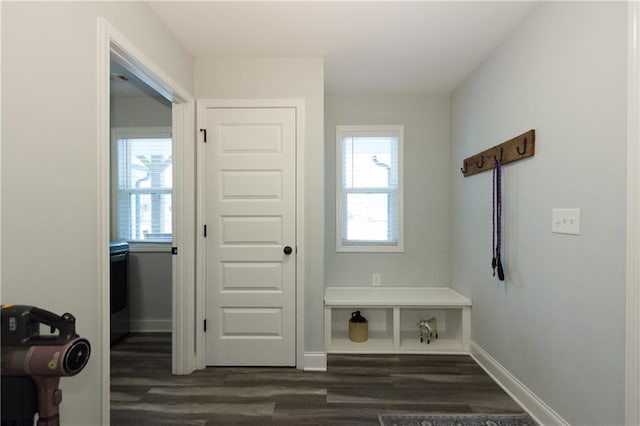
top-left (203, 107), bottom-right (296, 366)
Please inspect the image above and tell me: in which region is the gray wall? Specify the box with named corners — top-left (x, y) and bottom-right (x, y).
top-left (2, 2), bottom-right (192, 424)
top-left (111, 95), bottom-right (173, 331)
top-left (325, 94), bottom-right (451, 286)
top-left (450, 3), bottom-right (627, 425)
top-left (111, 95), bottom-right (171, 128)
top-left (127, 251), bottom-right (172, 331)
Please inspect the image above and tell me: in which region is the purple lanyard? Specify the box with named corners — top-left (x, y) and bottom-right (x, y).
top-left (492, 159), bottom-right (505, 281)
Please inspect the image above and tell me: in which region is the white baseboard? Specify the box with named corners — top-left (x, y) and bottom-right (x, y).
top-left (130, 319), bottom-right (172, 333)
top-left (303, 351), bottom-right (327, 371)
top-left (470, 341), bottom-right (568, 426)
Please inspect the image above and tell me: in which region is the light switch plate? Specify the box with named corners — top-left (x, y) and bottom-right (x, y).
top-left (552, 208), bottom-right (581, 235)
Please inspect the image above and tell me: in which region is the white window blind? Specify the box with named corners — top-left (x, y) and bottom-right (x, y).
top-left (336, 125), bottom-right (404, 252)
top-left (113, 129), bottom-right (172, 242)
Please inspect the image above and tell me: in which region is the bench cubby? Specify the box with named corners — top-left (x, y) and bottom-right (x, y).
top-left (324, 287), bottom-right (472, 354)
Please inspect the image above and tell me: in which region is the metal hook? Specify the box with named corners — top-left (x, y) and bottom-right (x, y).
top-left (476, 155), bottom-right (485, 168)
top-left (493, 147), bottom-right (504, 163)
top-left (517, 138), bottom-right (528, 155)
top-left (460, 160), bottom-right (468, 175)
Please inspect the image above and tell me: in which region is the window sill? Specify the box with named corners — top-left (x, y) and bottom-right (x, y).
top-left (337, 244), bottom-right (405, 253)
top-left (127, 242), bottom-right (172, 254)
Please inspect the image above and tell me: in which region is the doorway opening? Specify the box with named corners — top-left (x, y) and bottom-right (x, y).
top-left (109, 58), bottom-right (173, 344)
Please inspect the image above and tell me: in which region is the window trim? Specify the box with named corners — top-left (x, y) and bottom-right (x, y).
top-left (110, 126), bottom-right (172, 243)
top-left (335, 125), bottom-right (405, 253)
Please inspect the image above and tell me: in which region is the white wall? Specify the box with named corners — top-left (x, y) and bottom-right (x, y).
top-left (325, 94), bottom-right (450, 286)
top-left (1, 2), bottom-right (193, 424)
top-left (450, 3), bottom-right (627, 425)
top-left (194, 57), bottom-right (325, 352)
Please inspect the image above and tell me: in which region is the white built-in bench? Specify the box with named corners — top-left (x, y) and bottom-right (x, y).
top-left (324, 287), bottom-right (472, 354)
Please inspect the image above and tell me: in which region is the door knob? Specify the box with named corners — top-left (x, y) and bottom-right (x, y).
top-left (283, 246), bottom-right (293, 255)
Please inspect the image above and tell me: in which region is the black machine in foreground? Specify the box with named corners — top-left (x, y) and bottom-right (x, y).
top-left (1, 305), bottom-right (91, 426)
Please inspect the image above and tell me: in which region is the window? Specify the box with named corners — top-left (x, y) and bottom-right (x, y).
top-left (336, 125), bottom-right (404, 252)
top-left (112, 128), bottom-right (172, 242)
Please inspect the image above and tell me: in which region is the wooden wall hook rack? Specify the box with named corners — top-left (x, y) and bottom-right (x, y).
top-left (460, 129), bottom-right (535, 177)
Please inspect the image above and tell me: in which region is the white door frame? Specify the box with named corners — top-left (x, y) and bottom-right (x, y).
top-left (196, 99), bottom-right (306, 369)
top-left (627, 2), bottom-right (640, 424)
top-left (97, 17), bottom-right (196, 425)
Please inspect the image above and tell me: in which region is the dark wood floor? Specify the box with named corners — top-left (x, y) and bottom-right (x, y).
top-left (110, 333), bottom-right (525, 425)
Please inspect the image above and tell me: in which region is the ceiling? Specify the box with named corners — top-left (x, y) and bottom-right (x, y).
top-left (148, 1), bottom-right (537, 95)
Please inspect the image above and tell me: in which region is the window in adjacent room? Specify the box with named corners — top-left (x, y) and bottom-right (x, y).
top-left (336, 125), bottom-right (404, 252)
top-left (112, 127), bottom-right (172, 242)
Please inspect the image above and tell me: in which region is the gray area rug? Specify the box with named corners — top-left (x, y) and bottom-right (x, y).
top-left (378, 413), bottom-right (537, 426)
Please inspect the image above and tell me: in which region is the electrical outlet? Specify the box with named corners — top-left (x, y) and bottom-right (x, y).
top-left (372, 273), bottom-right (381, 286)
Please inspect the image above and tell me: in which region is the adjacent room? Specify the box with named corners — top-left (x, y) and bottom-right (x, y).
top-left (2, 1), bottom-right (637, 425)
